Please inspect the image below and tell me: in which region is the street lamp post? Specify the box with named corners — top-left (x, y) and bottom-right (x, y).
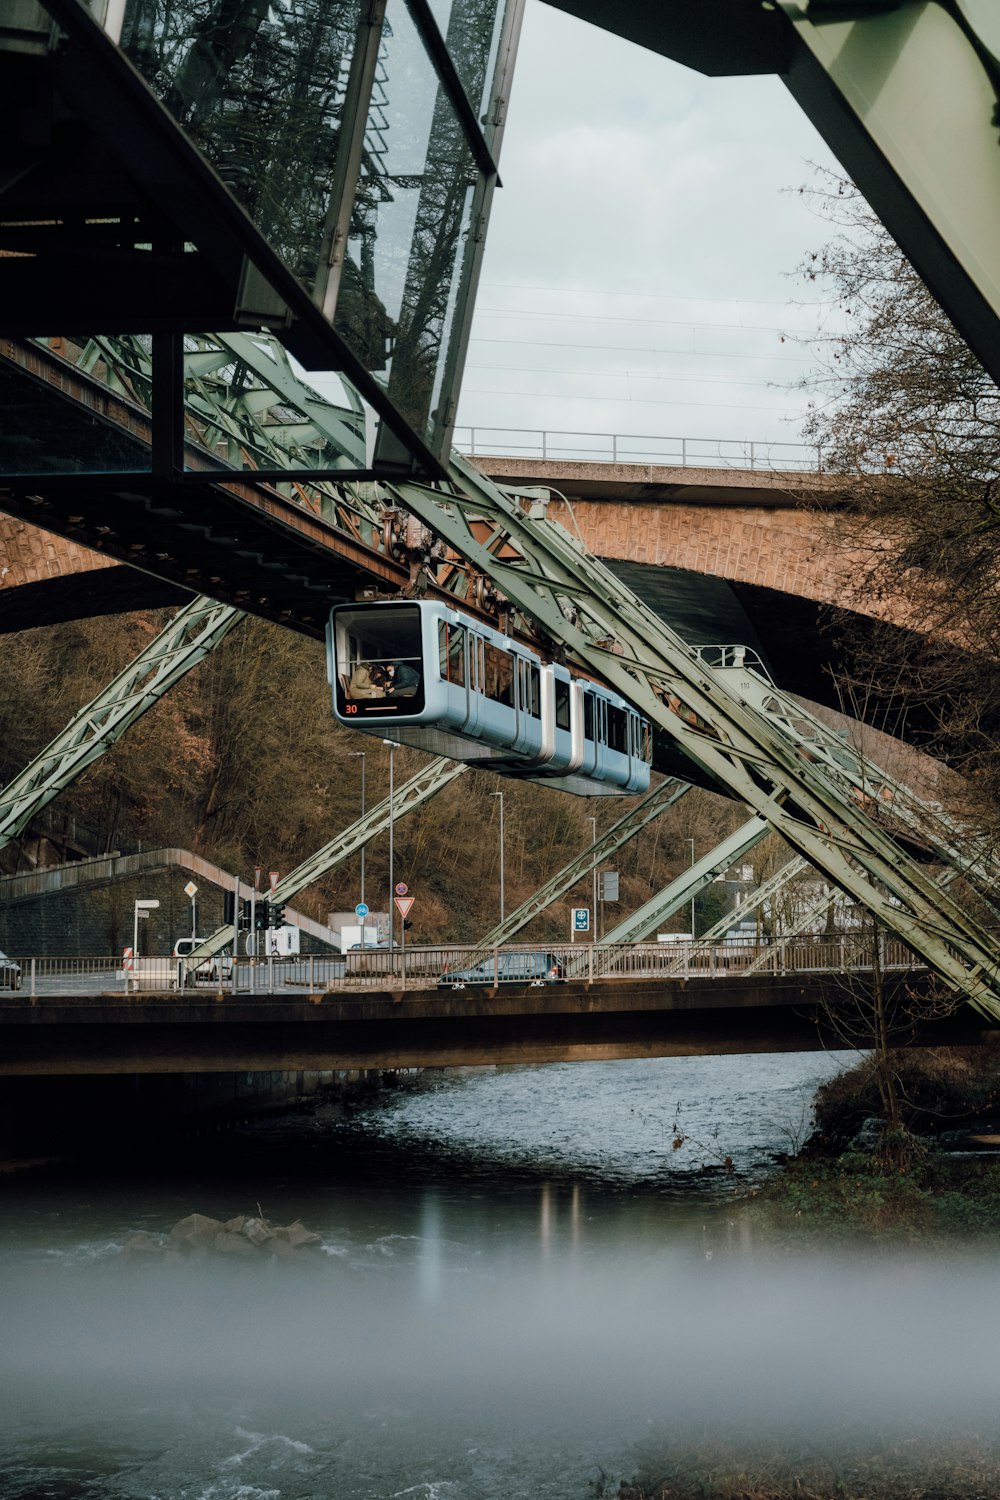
top-left (349, 750), bottom-right (366, 906)
top-left (588, 814), bottom-right (598, 939)
top-left (686, 837), bottom-right (696, 940)
top-left (383, 740), bottom-right (396, 951)
top-left (490, 788), bottom-right (505, 923)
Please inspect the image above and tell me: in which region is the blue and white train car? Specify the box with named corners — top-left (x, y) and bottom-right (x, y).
top-left (326, 600), bottom-right (651, 795)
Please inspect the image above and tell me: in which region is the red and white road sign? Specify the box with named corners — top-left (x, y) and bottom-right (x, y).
top-left (394, 896), bottom-right (415, 918)
top-left (269, 870), bottom-right (279, 893)
top-left (122, 946), bottom-right (134, 972)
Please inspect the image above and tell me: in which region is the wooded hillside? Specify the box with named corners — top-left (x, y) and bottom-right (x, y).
top-left (0, 609), bottom-right (748, 942)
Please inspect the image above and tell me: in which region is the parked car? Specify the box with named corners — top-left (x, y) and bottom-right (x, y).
top-left (173, 938), bottom-right (233, 983)
top-left (438, 951), bottom-right (564, 988)
top-left (0, 949), bottom-right (21, 991)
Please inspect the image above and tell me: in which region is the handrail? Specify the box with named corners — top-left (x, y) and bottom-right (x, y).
top-left (3, 932), bottom-right (920, 997)
top-left (453, 425), bottom-right (822, 473)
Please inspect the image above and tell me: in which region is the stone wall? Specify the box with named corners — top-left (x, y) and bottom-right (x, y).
top-left (0, 849), bottom-right (337, 958)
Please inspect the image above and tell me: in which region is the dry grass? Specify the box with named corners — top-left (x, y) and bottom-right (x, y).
top-left (617, 1431), bottom-right (1000, 1499)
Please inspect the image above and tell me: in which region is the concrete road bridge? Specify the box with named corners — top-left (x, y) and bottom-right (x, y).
top-left (0, 939), bottom-right (986, 1075)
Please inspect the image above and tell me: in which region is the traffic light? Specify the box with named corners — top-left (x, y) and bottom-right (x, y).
top-left (253, 904), bottom-right (267, 931)
top-left (224, 894), bottom-right (251, 930)
top-left (267, 904), bottom-right (286, 929)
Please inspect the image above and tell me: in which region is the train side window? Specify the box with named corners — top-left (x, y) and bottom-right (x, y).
top-left (527, 664), bottom-right (541, 717)
top-left (607, 704), bottom-right (628, 754)
top-left (483, 641), bottom-right (514, 705)
top-left (555, 679), bottom-right (571, 730)
top-left (583, 692), bottom-right (595, 742)
top-left (438, 621), bottom-right (465, 687)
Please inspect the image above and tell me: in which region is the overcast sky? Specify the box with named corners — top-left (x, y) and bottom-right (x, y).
top-left (456, 1), bottom-right (847, 465)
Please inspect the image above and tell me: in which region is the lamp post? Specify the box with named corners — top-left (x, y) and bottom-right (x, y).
top-left (588, 815), bottom-right (598, 938)
top-left (349, 749), bottom-right (366, 906)
top-left (383, 740), bottom-right (396, 951)
top-left (490, 788), bottom-right (505, 923)
top-left (686, 837), bottom-right (696, 940)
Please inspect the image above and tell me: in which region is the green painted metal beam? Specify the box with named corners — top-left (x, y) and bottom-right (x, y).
top-left (599, 814), bottom-right (772, 947)
top-left (386, 455), bottom-right (1000, 1020)
top-left (184, 756), bottom-right (467, 969)
top-left (0, 594), bottom-right (244, 851)
top-left (475, 776), bottom-right (690, 949)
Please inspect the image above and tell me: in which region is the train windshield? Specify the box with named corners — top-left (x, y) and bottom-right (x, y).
top-left (333, 604), bottom-right (425, 717)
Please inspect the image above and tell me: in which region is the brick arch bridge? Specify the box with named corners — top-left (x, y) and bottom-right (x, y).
top-left (0, 454), bottom-right (914, 737)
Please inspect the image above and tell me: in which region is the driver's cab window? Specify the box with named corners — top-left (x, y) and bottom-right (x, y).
top-left (335, 605), bottom-right (425, 715)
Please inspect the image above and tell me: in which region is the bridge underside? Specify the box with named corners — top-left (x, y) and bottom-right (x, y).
top-left (1, 974), bottom-right (990, 1074)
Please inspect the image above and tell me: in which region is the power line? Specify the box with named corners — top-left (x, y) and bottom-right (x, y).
top-left (466, 362), bottom-right (799, 391)
top-left (460, 386), bottom-right (805, 414)
top-left (474, 304), bottom-right (828, 336)
top-left (469, 334), bottom-right (814, 364)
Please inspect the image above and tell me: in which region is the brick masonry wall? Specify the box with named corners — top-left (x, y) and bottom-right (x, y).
top-left (550, 499), bottom-right (857, 611)
top-left (0, 516), bottom-right (115, 591)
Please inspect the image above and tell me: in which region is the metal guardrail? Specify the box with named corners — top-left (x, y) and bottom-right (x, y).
top-left (453, 426), bottom-right (823, 473)
top-left (0, 933), bottom-right (918, 997)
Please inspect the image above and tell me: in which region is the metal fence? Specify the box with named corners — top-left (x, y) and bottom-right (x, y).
top-left (453, 426), bottom-right (822, 473)
top-left (1, 933), bottom-right (919, 998)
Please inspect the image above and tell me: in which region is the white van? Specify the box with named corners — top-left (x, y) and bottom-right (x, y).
top-left (173, 938), bottom-right (233, 983)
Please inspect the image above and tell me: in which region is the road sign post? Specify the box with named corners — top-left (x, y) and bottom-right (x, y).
top-left (571, 907), bottom-right (590, 942)
top-left (394, 894), bottom-right (414, 967)
top-left (131, 898), bottom-right (160, 989)
top-left (184, 879), bottom-right (198, 941)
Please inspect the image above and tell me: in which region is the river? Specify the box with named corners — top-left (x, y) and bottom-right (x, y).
top-left (2, 1053), bottom-right (999, 1499)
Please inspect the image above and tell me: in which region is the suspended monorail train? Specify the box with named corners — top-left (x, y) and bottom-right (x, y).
top-left (327, 600), bottom-right (652, 795)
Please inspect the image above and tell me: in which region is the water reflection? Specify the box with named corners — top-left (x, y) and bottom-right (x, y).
top-left (6, 1053), bottom-right (984, 1500)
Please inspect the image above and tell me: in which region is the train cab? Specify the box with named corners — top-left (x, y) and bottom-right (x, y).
top-left (327, 600), bottom-right (652, 795)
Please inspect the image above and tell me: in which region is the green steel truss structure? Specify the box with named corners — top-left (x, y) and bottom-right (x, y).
top-left (0, 594), bottom-right (245, 851)
top-left (384, 454), bottom-right (1000, 1020)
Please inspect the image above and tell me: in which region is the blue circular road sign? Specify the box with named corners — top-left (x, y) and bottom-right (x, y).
top-left (355, 902), bottom-right (369, 918)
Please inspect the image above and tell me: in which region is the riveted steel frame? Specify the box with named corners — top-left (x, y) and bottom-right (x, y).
top-left (184, 756), bottom-right (467, 968)
top-left (386, 454), bottom-right (1000, 1019)
top-left (0, 595), bottom-right (245, 850)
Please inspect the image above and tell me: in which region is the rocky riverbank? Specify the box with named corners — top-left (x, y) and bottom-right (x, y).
top-left (122, 1210), bottom-right (322, 1261)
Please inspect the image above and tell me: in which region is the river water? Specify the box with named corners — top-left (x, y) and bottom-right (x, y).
top-left (3, 1053), bottom-right (1000, 1499)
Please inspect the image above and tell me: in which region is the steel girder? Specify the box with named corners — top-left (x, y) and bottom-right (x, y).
top-left (386, 454), bottom-right (1000, 1020)
top-left (0, 594), bottom-right (244, 850)
top-left (473, 776), bottom-right (690, 951)
top-left (184, 756), bottom-right (467, 968)
top-left (654, 853), bottom-right (811, 978)
top-left (599, 814), bottom-right (772, 947)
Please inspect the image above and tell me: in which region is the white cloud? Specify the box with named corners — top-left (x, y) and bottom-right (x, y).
top-left (457, 1), bottom-right (845, 454)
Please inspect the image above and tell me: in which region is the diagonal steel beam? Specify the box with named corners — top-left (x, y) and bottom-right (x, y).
top-left (385, 455), bottom-right (1000, 1020)
top-left (475, 776), bottom-right (690, 949)
top-left (599, 814), bottom-right (773, 947)
top-left (185, 755), bottom-right (467, 966)
top-left (0, 594), bottom-right (244, 850)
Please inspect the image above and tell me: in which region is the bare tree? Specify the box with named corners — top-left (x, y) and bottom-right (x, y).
top-left (795, 171), bottom-right (1000, 836)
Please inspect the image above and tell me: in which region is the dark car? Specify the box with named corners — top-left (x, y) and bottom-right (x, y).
top-left (0, 949), bottom-right (21, 990)
top-left (438, 951), bottom-right (564, 988)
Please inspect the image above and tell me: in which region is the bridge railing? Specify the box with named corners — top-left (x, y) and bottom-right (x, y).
top-left (453, 426), bottom-right (823, 473)
top-left (3, 933), bottom-right (920, 997)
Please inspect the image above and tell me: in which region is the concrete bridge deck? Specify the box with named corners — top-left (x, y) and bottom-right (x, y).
top-left (0, 970), bottom-right (985, 1074)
